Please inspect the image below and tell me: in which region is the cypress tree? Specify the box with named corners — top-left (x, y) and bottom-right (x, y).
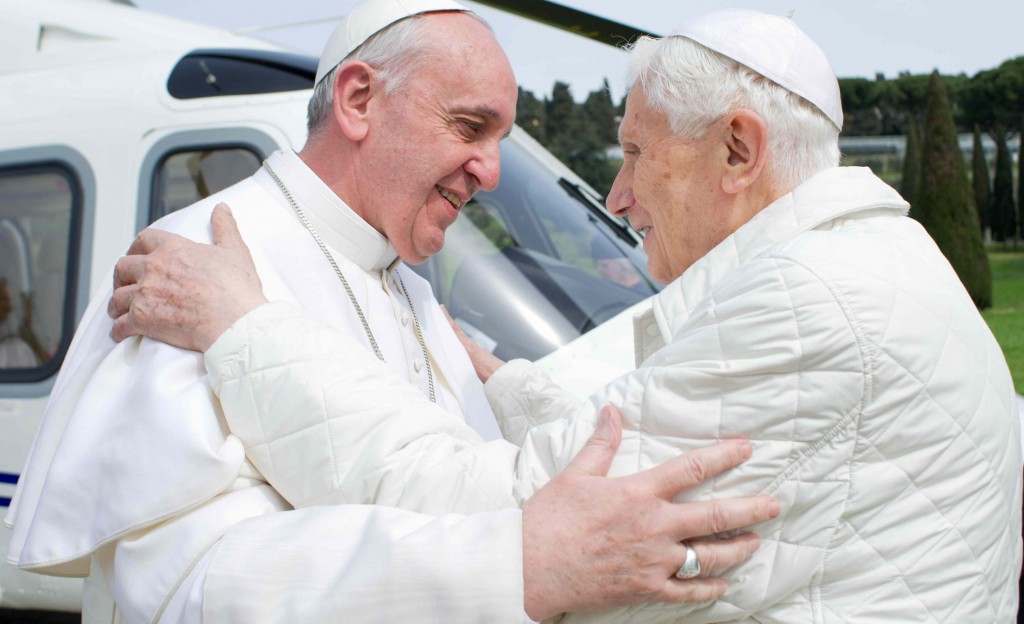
top-left (915, 71), bottom-right (992, 308)
top-left (543, 81), bottom-right (617, 195)
top-left (516, 86), bottom-right (546, 144)
top-left (992, 126), bottom-right (1016, 246)
top-left (901, 117), bottom-right (921, 206)
top-left (1018, 122), bottom-right (1024, 241)
top-left (544, 81), bottom-right (577, 153)
top-left (581, 78), bottom-right (619, 146)
top-left (971, 125), bottom-right (992, 240)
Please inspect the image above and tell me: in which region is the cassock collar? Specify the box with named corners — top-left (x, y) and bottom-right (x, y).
top-left (261, 150), bottom-right (399, 273)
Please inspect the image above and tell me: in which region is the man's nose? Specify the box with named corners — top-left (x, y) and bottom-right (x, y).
top-left (606, 167), bottom-right (634, 218)
top-left (466, 140), bottom-right (502, 192)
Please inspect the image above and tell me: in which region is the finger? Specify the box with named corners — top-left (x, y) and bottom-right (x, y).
top-left (125, 228), bottom-right (162, 256)
top-left (109, 303), bottom-right (140, 343)
top-left (640, 439), bottom-right (753, 499)
top-left (126, 227), bottom-right (194, 257)
top-left (107, 284), bottom-right (138, 320)
top-left (112, 255), bottom-right (147, 289)
top-left (559, 405), bottom-right (622, 478)
top-left (685, 532), bottom-right (761, 577)
top-left (649, 534), bottom-right (762, 604)
top-left (211, 203), bottom-right (246, 252)
top-left (671, 496), bottom-right (780, 542)
top-left (655, 577), bottom-right (728, 604)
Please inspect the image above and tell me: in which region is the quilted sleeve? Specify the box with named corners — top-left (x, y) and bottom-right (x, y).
top-left (200, 505), bottom-right (530, 623)
top-left (204, 301), bottom-right (524, 515)
top-left (517, 255), bottom-right (868, 623)
top-left (484, 359), bottom-right (584, 446)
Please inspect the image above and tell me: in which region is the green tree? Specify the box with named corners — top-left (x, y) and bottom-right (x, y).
top-left (581, 78), bottom-right (618, 146)
top-left (960, 57), bottom-right (1024, 134)
top-left (915, 71), bottom-right (991, 308)
top-left (971, 124), bottom-right (992, 238)
top-left (992, 125), bottom-right (1016, 245)
top-left (1018, 120), bottom-right (1024, 240)
top-left (838, 72), bottom-right (964, 136)
top-left (888, 72), bottom-right (932, 133)
top-left (901, 116), bottom-right (921, 206)
top-left (838, 77), bottom-right (883, 136)
top-left (544, 81), bottom-right (618, 195)
top-left (516, 86), bottom-right (546, 144)
top-left (544, 81), bottom-right (577, 148)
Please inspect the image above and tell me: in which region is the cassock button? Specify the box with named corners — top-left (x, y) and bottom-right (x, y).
top-left (414, 359), bottom-right (424, 372)
top-left (645, 324), bottom-right (659, 337)
top-left (401, 313), bottom-right (410, 326)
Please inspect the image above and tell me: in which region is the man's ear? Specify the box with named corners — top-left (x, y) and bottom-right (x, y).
top-left (331, 61), bottom-right (376, 142)
top-left (720, 109), bottom-right (769, 195)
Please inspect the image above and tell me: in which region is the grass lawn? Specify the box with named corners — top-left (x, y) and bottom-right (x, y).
top-left (982, 249), bottom-right (1024, 391)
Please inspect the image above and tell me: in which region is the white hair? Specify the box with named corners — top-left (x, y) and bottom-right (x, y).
top-left (306, 11), bottom-right (489, 135)
top-left (625, 35), bottom-right (840, 189)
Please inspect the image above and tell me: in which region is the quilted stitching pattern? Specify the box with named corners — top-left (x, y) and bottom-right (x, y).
top-left (518, 171), bottom-right (1021, 623)
top-left (210, 302), bottom-right (521, 516)
top-left (485, 359), bottom-right (585, 446)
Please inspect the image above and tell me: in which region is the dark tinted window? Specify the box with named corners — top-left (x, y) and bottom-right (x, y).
top-left (167, 49), bottom-right (316, 99)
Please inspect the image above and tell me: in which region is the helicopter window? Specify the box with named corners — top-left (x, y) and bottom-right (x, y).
top-left (167, 50), bottom-right (316, 99)
top-left (150, 147), bottom-right (262, 222)
top-left (0, 165), bottom-right (80, 381)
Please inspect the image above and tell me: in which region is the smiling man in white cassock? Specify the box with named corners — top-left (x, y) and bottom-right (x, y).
top-left (5, 1), bottom-right (779, 622)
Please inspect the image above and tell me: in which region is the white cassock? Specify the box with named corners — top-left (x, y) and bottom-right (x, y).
top-left (4, 150), bottom-right (531, 623)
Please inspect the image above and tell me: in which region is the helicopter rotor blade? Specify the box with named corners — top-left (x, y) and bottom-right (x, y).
top-left (470, 0), bottom-right (657, 47)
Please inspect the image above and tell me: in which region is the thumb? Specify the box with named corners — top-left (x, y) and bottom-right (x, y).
top-left (561, 405), bottom-right (622, 478)
top-left (211, 203), bottom-right (245, 251)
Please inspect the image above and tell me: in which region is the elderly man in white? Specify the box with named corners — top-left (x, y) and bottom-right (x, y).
top-left (5, 1), bottom-right (783, 622)
top-left (104, 7), bottom-right (1021, 624)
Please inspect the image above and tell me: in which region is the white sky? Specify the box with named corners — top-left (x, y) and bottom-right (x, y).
top-left (133, 0), bottom-right (1024, 103)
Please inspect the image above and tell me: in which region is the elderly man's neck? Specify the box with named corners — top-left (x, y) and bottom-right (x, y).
top-left (729, 175), bottom-right (790, 234)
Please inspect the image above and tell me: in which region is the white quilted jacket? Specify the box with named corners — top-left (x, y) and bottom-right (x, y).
top-left (207, 167), bottom-right (1022, 622)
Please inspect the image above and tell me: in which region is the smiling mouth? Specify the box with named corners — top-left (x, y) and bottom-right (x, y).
top-left (436, 186), bottom-right (463, 210)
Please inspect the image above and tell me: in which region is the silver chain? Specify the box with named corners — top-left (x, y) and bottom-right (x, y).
top-left (264, 161), bottom-right (436, 402)
top-left (396, 272), bottom-right (435, 404)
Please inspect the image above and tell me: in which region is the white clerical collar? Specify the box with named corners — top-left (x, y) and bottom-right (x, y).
top-left (261, 150), bottom-right (399, 272)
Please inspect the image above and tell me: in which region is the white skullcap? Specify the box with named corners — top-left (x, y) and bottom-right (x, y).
top-left (315, 0), bottom-right (469, 86)
top-left (670, 8), bottom-right (843, 130)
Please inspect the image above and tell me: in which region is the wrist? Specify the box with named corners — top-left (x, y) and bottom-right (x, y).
top-left (200, 296), bottom-right (268, 353)
top-left (472, 348), bottom-right (505, 383)
top-left (521, 498), bottom-right (561, 621)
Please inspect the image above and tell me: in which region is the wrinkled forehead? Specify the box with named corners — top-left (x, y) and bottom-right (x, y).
top-left (618, 88), bottom-right (669, 142)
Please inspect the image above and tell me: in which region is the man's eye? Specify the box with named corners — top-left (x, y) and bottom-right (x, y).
top-left (461, 120), bottom-right (483, 134)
